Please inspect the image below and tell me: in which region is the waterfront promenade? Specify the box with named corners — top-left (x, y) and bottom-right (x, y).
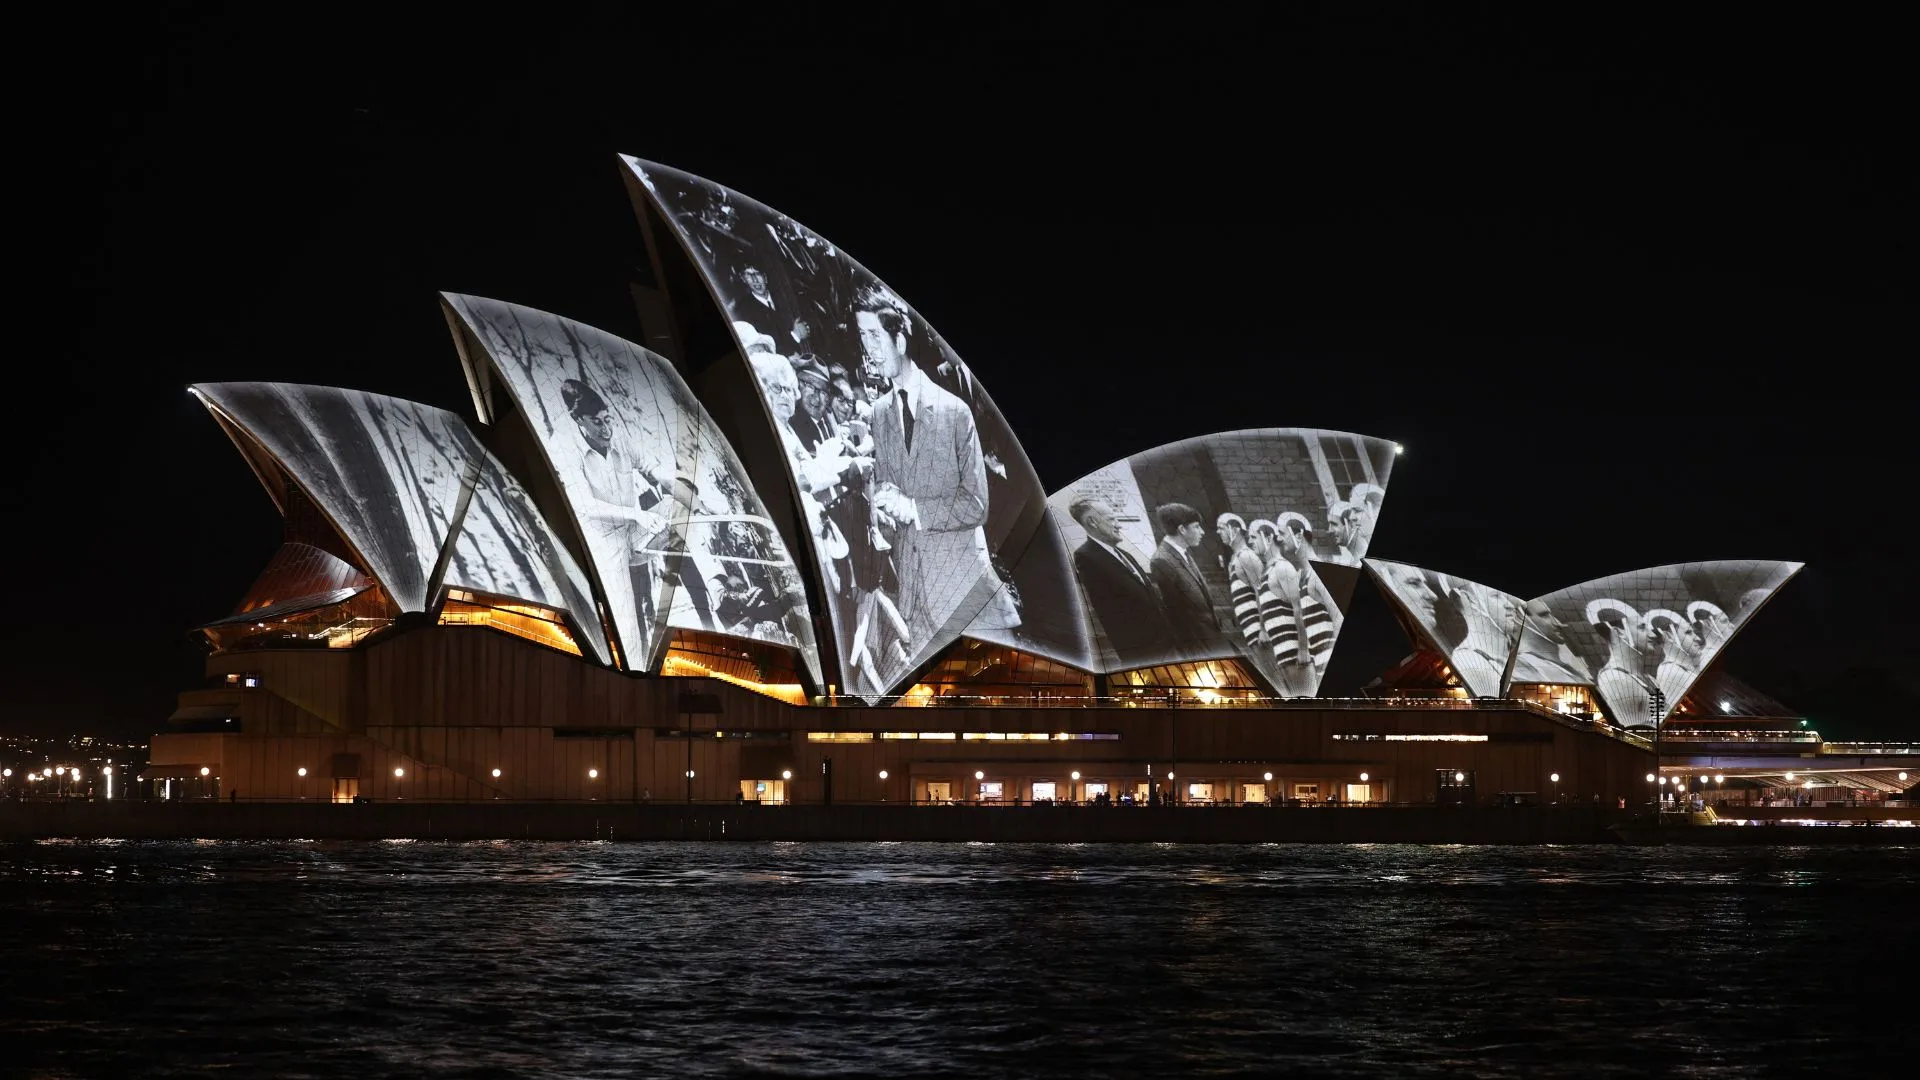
top-left (3, 801), bottom-right (1644, 844)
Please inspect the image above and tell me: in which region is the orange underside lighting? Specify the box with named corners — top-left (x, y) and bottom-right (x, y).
top-left (661, 651), bottom-right (805, 705)
top-left (439, 596), bottom-right (581, 657)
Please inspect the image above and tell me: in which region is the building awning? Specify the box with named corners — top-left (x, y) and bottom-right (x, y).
top-left (168, 703), bottom-right (239, 723)
top-left (141, 763), bottom-right (216, 780)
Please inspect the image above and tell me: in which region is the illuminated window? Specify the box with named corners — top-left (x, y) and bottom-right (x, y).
top-left (662, 630), bottom-right (806, 705)
top-left (805, 732), bottom-right (875, 743)
top-left (439, 589), bottom-right (582, 657)
top-left (900, 640), bottom-right (1095, 705)
top-left (1110, 659), bottom-right (1265, 704)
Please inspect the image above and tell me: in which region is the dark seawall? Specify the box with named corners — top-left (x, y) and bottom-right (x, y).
top-left (0, 802), bottom-right (1635, 844)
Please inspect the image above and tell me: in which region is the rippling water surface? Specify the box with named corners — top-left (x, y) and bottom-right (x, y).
top-left (2, 841), bottom-right (1911, 1078)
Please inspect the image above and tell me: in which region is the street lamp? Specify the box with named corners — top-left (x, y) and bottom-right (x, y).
top-left (491, 768), bottom-right (501, 778)
top-left (1550, 772), bottom-right (1560, 804)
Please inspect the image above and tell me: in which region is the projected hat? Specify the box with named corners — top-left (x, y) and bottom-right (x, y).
top-left (793, 358), bottom-right (832, 387)
top-left (1584, 597), bottom-right (1640, 627)
top-left (1686, 600), bottom-right (1727, 623)
top-left (1275, 510), bottom-right (1314, 536)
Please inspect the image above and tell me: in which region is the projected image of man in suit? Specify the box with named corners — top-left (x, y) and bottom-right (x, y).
top-left (856, 283), bottom-right (994, 685)
top-left (1150, 502), bottom-right (1226, 654)
top-left (1067, 496), bottom-right (1168, 669)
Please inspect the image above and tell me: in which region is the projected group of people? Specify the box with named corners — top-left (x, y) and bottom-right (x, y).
top-left (1497, 563), bottom-right (1795, 728)
top-left (638, 164), bottom-right (1031, 696)
top-left (1065, 497), bottom-right (1348, 693)
top-left (444, 295), bottom-right (817, 672)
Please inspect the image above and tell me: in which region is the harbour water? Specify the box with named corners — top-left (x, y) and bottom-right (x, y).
top-left (3, 841), bottom-right (1911, 1077)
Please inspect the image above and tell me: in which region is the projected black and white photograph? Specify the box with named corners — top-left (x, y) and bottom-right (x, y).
top-left (1516, 561), bottom-right (1804, 728)
top-left (1366, 559), bottom-right (1525, 698)
top-left (442, 447), bottom-right (612, 666)
top-left (1046, 429), bottom-right (1394, 692)
top-left (960, 511), bottom-right (1094, 672)
top-left (626, 158), bottom-right (1072, 695)
top-left (443, 294), bottom-right (820, 680)
top-left (193, 383), bottom-right (477, 615)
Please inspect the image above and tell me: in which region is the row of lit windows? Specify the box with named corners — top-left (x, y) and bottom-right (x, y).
top-left (805, 732), bottom-right (1122, 743)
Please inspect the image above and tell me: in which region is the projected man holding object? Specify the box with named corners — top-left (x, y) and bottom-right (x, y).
top-left (562, 378), bottom-right (668, 662)
top-left (856, 283), bottom-right (991, 682)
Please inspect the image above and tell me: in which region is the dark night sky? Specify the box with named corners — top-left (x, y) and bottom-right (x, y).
top-left (18, 7), bottom-right (1911, 738)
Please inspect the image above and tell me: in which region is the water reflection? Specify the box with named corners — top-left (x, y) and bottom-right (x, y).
top-left (0, 841), bottom-right (1912, 1078)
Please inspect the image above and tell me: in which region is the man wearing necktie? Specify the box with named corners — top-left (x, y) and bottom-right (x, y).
top-left (1066, 495), bottom-right (1170, 669)
top-left (1150, 502), bottom-right (1227, 655)
top-left (856, 283), bottom-right (992, 687)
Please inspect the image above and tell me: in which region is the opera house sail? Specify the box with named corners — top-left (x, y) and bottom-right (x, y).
top-left (441, 293), bottom-right (822, 684)
top-left (620, 158), bottom-right (1079, 699)
top-left (1049, 429), bottom-right (1396, 695)
top-left (1511, 561), bottom-right (1803, 729)
top-left (190, 381), bottom-right (611, 664)
top-left (1364, 559), bottom-right (1526, 698)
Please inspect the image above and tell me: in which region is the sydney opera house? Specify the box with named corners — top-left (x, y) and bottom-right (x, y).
top-left (150, 158), bottom-right (1815, 809)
